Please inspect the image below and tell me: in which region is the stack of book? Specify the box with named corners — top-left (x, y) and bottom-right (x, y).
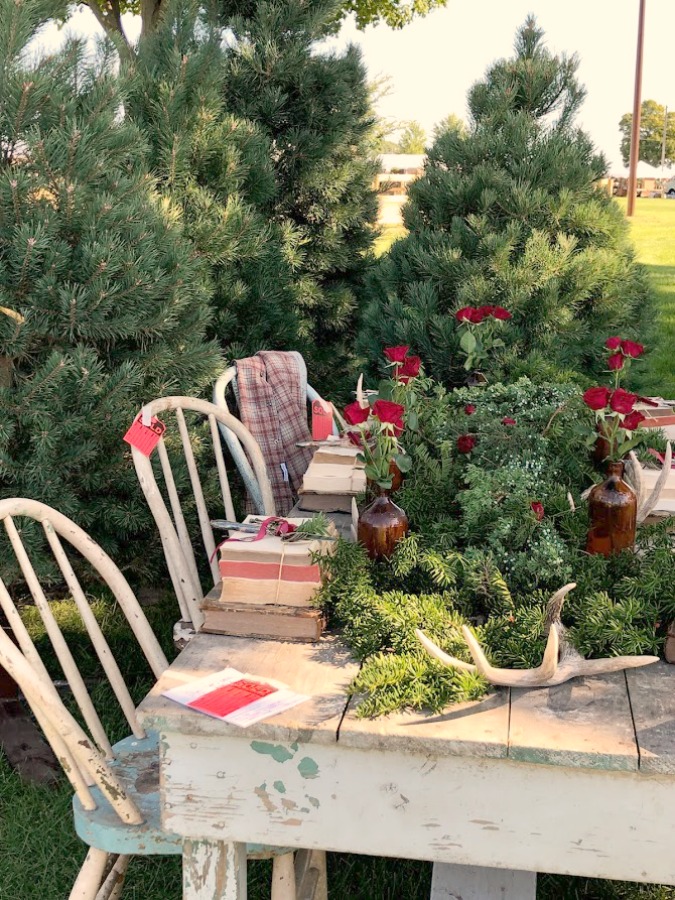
top-left (297, 444), bottom-right (366, 514)
top-left (200, 517), bottom-right (336, 641)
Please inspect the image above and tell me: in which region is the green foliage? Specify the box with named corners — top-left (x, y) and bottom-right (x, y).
top-left (396, 121), bottom-right (427, 154)
top-left (619, 100), bottom-right (675, 169)
top-left (317, 378), bottom-right (675, 717)
top-left (359, 17), bottom-right (651, 388)
top-left (0, 0), bottom-right (221, 578)
top-left (128, 0), bottom-right (378, 397)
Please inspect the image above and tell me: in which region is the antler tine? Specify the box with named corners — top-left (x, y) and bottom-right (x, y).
top-left (626, 451), bottom-right (645, 512)
top-left (356, 374), bottom-right (368, 409)
top-left (461, 624), bottom-right (560, 688)
top-left (414, 629), bottom-right (476, 672)
top-left (544, 582), bottom-right (577, 630)
top-left (638, 441), bottom-right (672, 523)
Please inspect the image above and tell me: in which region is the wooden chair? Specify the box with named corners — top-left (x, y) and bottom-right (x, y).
top-left (213, 364), bottom-right (340, 515)
top-left (131, 396), bottom-right (276, 635)
top-left (0, 498), bottom-right (314, 899)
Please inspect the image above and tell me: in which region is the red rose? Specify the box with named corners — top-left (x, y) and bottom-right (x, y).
top-left (455, 307), bottom-right (475, 323)
top-left (492, 306), bottom-right (512, 320)
top-left (464, 404), bottom-right (476, 415)
top-left (605, 336), bottom-right (622, 351)
top-left (583, 386), bottom-right (611, 410)
top-left (478, 305), bottom-right (495, 317)
top-left (622, 410), bottom-right (646, 431)
top-left (469, 308), bottom-right (486, 324)
top-left (457, 434), bottom-right (476, 454)
top-left (372, 399), bottom-right (405, 435)
top-left (607, 353), bottom-right (624, 371)
top-left (343, 401), bottom-right (370, 426)
top-left (384, 345), bottom-right (410, 364)
top-left (609, 388), bottom-right (637, 415)
top-left (347, 430), bottom-right (367, 447)
top-left (530, 501), bottom-right (545, 522)
top-left (502, 417), bottom-right (516, 426)
top-left (621, 339), bottom-right (644, 359)
top-left (399, 355), bottom-right (421, 379)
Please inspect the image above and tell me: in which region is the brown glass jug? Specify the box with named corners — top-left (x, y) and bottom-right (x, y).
top-left (586, 461), bottom-right (637, 557)
top-left (358, 490), bottom-right (409, 560)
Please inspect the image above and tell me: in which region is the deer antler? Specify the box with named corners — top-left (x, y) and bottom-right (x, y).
top-left (625, 441), bottom-right (672, 523)
top-left (416, 583), bottom-right (658, 688)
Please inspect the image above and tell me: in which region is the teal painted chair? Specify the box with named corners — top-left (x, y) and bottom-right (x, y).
top-left (0, 499), bottom-right (312, 899)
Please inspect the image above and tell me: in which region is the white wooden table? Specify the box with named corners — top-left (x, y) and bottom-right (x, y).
top-left (137, 633), bottom-right (675, 899)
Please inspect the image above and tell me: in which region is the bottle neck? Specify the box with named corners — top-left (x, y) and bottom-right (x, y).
top-left (607, 461), bottom-right (625, 479)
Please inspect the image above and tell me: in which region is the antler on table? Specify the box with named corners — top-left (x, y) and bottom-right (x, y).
top-left (415, 583), bottom-right (658, 688)
top-left (625, 440), bottom-right (672, 523)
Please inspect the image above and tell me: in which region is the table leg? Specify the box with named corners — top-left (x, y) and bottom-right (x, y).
top-left (183, 840), bottom-right (247, 900)
top-left (430, 862), bottom-right (536, 900)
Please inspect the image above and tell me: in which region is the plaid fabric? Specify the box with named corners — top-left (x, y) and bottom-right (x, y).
top-left (235, 351), bottom-right (313, 515)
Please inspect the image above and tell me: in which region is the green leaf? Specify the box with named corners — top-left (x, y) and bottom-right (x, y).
top-left (377, 379), bottom-right (392, 400)
top-left (406, 408), bottom-right (419, 431)
top-left (394, 453), bottom-right (412, 473)
top-left (460, 331), bottom-right (477, 354)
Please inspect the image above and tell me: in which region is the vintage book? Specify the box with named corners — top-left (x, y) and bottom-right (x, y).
top-left (200, 597), bottom-right (325, 642)
top-left (296, 491), bottom-right (353, 513)
top-left (302, 460), bottom-right (366, 495)
top-left (217, 516), bottom-right (334, 607)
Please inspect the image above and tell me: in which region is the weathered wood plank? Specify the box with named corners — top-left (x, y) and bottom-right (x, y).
top-left (430, 862), bottom-right (536, 899)
top-left (627, 661), bottom-right (675, 774)
top-left (159, 730), bottom-right (675, 886)
top-left (137, 632), bottom-right (356, 746)
top-left (339, 690), bottom-right (510, 758)
top-left (508, 673), bottom-right (638, 770)
top-left (182, 840), bottom-right (246, 900)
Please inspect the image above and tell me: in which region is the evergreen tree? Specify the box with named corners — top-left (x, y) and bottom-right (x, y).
top-left (0, 0), bottom-right (221, 576)
top-left (127, 2), bottom-right (308, 364)
top-left (220, 0), bottom-right (379, 391)
top-left (359, 18), bottom-right (650, 387)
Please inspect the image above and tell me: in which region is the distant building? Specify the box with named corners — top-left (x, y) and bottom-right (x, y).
top-left (375, 153), bottom-right (426, 226)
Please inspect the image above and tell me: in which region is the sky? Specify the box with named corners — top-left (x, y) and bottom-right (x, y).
top-left (36, 0), bottom-right (675, 177)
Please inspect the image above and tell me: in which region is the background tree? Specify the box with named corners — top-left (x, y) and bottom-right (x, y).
top-left (80, 0), bottom-right (450, 45)
top-left (432, 113), bottom-right (465, 141)
top-left (396, 120), bottom-right (428, 154)
top-left (359, 17), bottom-right (650, 387)
top-left (619, 100), bottom-right (675, 169)
top-left (217, 0), bottom-right (379, 391)
top-left (0, 0), bottom-right (221, 577)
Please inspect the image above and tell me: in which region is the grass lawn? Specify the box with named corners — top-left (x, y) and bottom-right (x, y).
top-left (615, 197), bottom-right (675, 398)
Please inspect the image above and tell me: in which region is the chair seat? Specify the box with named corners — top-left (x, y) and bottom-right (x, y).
top-left (73, 731), bottom-right (288, 858)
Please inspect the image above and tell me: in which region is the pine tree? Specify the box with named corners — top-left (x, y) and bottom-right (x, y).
top-left (359, 18), bottom-right (650, 387)
top-left (220, 0), bottom-right (379, 391)
top-left (0, 0), bottom-right (221, 576)
top-left (127, 2), bottom-right (308, 364)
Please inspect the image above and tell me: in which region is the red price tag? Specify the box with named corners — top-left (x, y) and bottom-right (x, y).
top-left (187, 679), bottom-right (277, 717)
top-left (123, 413), bottom-right (166, 456)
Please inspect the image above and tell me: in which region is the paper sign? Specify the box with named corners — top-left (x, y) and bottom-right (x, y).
top-left (187, 679), bottom-right (277, 717)
top-left (163, 667), bottom-right (309, 726)
top-left (123, 413), bottom-right (166, 456)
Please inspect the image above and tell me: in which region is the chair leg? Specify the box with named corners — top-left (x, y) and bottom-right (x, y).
top-left (294, 850), bottom-right (327, 900)
top-left (97, 855), bottom-right (130, 900)
top-left (69, 848), bottom-right (110, 900)
top-left (271, 852), bottom-right (297, 900)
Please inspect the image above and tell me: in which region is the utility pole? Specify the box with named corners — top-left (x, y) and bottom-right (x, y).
top-left (661, 105), bottom-right (668, 176)
top-left (627, 0), bottom-right (646, 217)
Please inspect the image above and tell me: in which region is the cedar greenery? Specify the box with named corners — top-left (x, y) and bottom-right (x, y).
top-left (317, 378), bottom-right (674, 717)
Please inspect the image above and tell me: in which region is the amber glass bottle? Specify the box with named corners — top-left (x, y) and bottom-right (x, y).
top-left (358, 488), bottom-right (409, 560)
top-left (586, 461), bottom-right (637, 556)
